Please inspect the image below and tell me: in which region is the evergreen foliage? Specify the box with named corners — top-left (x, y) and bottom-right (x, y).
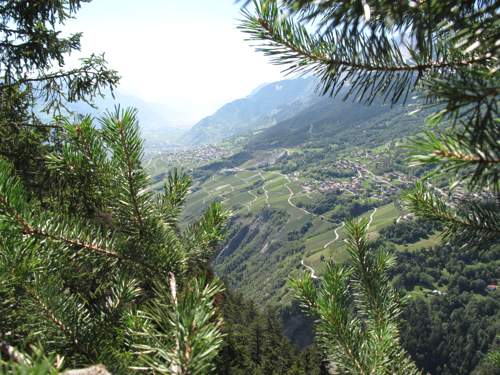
top-left (291, 220), bottom-right (420, 374)
top-left (0, 0), bottom-right (119, 110)
top-left (380, 218), bottom-right (440, 245)
top-left (215, 291), bottom-right (328, 375)
top-left (0, 108), bottom-right (228, 373)
top-left (0, 0), bottom-right (119, 197)
top-left (393, 241), bottom-right (500, 375)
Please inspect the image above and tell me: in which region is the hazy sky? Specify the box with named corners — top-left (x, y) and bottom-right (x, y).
top-left (64, 1), bottom-right (286, 125)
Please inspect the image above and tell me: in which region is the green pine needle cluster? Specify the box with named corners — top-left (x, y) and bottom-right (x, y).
top-left (291, 220), bottom-right (420, 374)
top-left (0, 108), bottom-right (229, 373)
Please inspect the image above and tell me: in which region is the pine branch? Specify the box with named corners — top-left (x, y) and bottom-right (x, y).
top-left (402, 181), bottom-right (500, 242)
top-left (27, 288), bottom-right (79, 347)
top-left (272, 0), bottom-right (498, 54)
top-left (0, 344), bottom-right (110, 374)
top-left (345, 220), bottom-right (400, 324)
top-left (409, 130), bottom-right (500, 192)
top-left (0, 341), bottom-right (27, 365)
top-left (21, 274), bottom-right (97, 360)
top-left (45, 116), bottom-right (113, 217)
top-left (1, 68), bottom-right (103, 89)
top-left (0, 158), bottom-right (151, 266)
top-left (0, 189), bottom-right (120, 260)
top-left (432, 149), bottom-right (499, 164)
top-left (291, 220), bottom-right (420, 374)
top-left (292, 262), bottom-right (367, 373)
top-left (0, 120), bottom-right (63, 130)
top-left (418, 68), bottom-right (499, 165)
top-left (158, 168), bottom-right (192, 229)
top-left (240, 1), bottom-right (494, 104)
top-left (133, 275), bottom-right (224, 374)
top-left (0, 344), bottom-right (61, 373)
top-left (101, 107), bottom-right (152, 235)
top-left (251, 16), bottom-right (487, 73)
top-left (182, 202), bottom-right (229, 271)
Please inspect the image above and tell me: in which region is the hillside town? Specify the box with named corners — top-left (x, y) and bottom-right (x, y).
top-left (145, 144), bottom-right (234, 168)
top-left (292, 157), bottom-right (415, 200)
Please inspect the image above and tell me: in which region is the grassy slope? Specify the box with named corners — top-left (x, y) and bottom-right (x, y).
top-left (183, 164), bottom-right (412, 305)
top-left (172, 98), bottom-right (433, 305)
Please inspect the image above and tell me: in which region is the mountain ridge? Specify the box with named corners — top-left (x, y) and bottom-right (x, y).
top-left (180, 77), bottom-right (320, 145)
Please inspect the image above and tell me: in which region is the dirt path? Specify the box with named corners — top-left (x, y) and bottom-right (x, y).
top-left (259, 172), bottom-right (270, 207)
top-left (216, 184), bottom-right (234, 193)
top-left (275, 171), bottom-right (290, 183)
top-left (285, 184), bottom-right (315, 216)
top-left (301, 259), bottom-right (319, 279)
top-left (274, 172), bottom-right (314, 214)
top-left (367, 207), bottom-right (377, 229)
top-left (247, 190), bottom-right (258, 210)
top-left (323, 222), bottom-right (345, 248)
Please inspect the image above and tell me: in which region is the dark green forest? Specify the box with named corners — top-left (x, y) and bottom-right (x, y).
top-left (397, 241), bottom-right (500, 375)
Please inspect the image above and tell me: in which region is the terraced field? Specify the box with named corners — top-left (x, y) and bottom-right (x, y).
top-left (183, 166), bottom-right (406, 304)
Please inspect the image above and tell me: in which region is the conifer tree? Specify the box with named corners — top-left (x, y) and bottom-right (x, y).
top-left (291, 220), bottom-right (420, 374)
top-left (240, 0), bottom-right (499, 243)
top-left (0, 108), bottom-right (228, 374)
top-left (0, 0), bottom-right (120, 197)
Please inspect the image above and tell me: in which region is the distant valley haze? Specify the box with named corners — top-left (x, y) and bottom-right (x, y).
top-left (62, 0), bottom-right (287, 129)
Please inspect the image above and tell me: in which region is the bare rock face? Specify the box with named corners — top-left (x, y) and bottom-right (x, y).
top-left (64, 365), bottom-right (111, 375)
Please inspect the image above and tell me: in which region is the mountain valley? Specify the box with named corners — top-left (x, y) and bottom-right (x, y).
top-left (147, 77), bottom-right (438, 306)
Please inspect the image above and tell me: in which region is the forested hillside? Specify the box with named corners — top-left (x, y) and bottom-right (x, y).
top-left (247, 96), bottom-right (425, 150)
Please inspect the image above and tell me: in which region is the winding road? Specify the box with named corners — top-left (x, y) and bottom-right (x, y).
top-left (323, 222), bottom-right (345, 248)
top-left (211, 168), bottom-right (381, 281)
top-left (286, 184), bottom-right (315, 216)
top-left (247, 190), bottom-right (258, 210)
top-left (301, 221), bottom-right (346, 279)
top-left (301, 207), bottom-right (378, 278)
top-left (259, 172), bottom-right (270, 207)
top-left (301, 259), bottom-right (319, 279)
top-left (367, 207), bottom-right (377, 228)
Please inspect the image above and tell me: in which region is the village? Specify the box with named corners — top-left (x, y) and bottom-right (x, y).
top-left (291, 157), bottom-right (416, 201)
top-left (145, 144), bottom-right (234, 169)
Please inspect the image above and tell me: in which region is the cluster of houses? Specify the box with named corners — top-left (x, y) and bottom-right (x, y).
top-left (292, 158), bottom-right (415, 200)
top-left (487, 283), bottom-right (497, 292)
top-left (429, 282), bottom-right (497, 297)
top-left (149, 145), bottom-right (232, 167)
